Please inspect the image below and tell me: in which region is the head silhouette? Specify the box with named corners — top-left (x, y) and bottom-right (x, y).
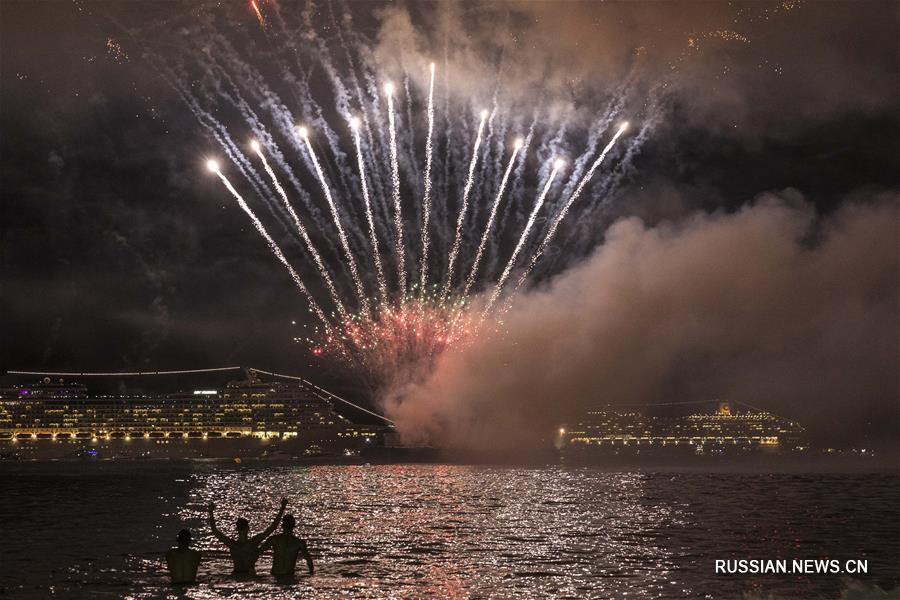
top-left (282, 514), bottom-right (296, 532)
top-left (236, 517), bottom-right (249, 533)
top-left (177, 529), bottom-right (192, 547)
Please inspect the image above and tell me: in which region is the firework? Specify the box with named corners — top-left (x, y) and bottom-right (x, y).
top-left (464, 137), bottom-right (523, 297)
top-left (350, 117), bottom-right (389, 304)
top-left (194, 31), bottom-right (642, 390)
top-left (484, 157), bottom-right (565, 315)
top-left (443, 109), bottom-right (489, 298)
top-left (250, 139), bottom-right (348, 320)
top-left (419, 62), bottom-right (437, 290)
top-left (206, 160), bottom-right (331, 332)
top-left (509, 122), bottom-right (630, 301)
top-left (250, 0), bottom-right (264, 28)
top-left (298, 125), bottom-right (370, 316)
top-left (385, 82), bottom-right (407, 295)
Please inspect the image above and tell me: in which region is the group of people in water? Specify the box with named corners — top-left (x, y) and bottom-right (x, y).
top-left (165, 497), bottom-right (314, 584)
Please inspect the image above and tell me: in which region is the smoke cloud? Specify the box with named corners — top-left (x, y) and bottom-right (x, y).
top-left (371, 1), bottom-right (899, 133)
top-left (383, 191), bottom-right (898, 453)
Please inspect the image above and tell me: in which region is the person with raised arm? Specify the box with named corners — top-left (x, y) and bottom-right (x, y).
top-left (207, 496), bottom-right (287, 575)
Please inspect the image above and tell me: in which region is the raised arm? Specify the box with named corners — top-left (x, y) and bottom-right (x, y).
top-left (252, 497), bottom-right (288, 544)
top-left (207, 503), bottom-right (231, 545)
top-left (258, 536), bottom-right (274, 556)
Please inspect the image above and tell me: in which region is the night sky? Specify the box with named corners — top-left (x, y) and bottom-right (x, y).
top-left (1, 1), bottom-right (897, 445)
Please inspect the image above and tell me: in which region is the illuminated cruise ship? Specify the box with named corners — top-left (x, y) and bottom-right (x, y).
top-left (559, 402), bottom-right (808, 456)
top-left (0, 371), bottom-right (389, 459)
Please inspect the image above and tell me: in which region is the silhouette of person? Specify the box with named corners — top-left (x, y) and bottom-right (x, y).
top-left (165, 529), bottom-right (201, 584)
top-left (208, 497), bottom-right (287, 575)
top-left (259, 513), bottom-right (314, 579)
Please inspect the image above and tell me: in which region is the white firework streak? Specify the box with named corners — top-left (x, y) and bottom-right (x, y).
top-left (419, 62), bottom-right (436, 290)
top-left (386, 84), bottom-right (407, 295)
top-left (251, 142), bottom-right (348, 321)
top-left (443, 110), bottom-right (489, 297)
top-left (350, 120), bottom-right (388, 304)
top-left (483, 159), bottom-right (563, 316)
top-left (210, 165), bottom-right (332, 332)
top-left (299, 128), bottom-right (371, 316)
top-left (463, 140), bottom-right (522, 297)
top-left (509, 123), bottom-right (629, 302)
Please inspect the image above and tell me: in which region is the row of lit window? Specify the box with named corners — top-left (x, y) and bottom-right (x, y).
top-left (568, 436), bottom-right (781, 445)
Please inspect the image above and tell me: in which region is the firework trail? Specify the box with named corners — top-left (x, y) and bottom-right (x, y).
top-left (350, 117), bottom-right (388, 304)
top-left (295, 3), bottom-right (361, 214)
top-left (299, 126), bottom-right (371, 315)
top-left (463, 137), bottom-right (523, 297)
top-left (385, 82), bottom-right (407, 295)
top-left (577, 105), bottom-right (661, 222)
top-left (543, 115), bottom-right (658, 273)
top-left (419, 62), bottom-right (437, 290)
top-left (403, 76), bottom-right (420, 202)
top-left (210, 71), bottom-right (327, 236)
top-left (329, 9), bottom-right (391, 225)
top-left (495, 115), bottom-right (537, 262)
top-left (508, 122), bottom-right (630, 303)
top-left (164, 69), bottom-right (301, 249)
top-left (484, 157), bottom-right (564, 315)
top-left (443, 109), bottom-right (489, 297)
top-left (250, 139), bottom-right (348, 321)
top-left (359, 70), bottom-right (394, 235)
top-left (471, 104), bottom-right (500, 229)
top-left (207, 160), bottom-right (331, 331)
top-left (198, 36), bottom-right (337, 243)
top-left (558, 72), bottom-right (637, 205)
top-left (435, 51), bottom-right (454, 260)
top-left (250, 0), bottom-right (265, 28)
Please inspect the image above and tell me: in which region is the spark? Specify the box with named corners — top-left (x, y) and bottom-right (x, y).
top-left (463, 137), bottom-right (523, 297)
top-left (385, 81), bottom-right (406, 295)
top-left (444, 109), bottom-right (489, 297)
top-left (250, 0), bottom-right (265, 27)
top-left (250, 139), bottom-right (348, 320)
top-left (316, 296), bottom-right (475, 385)
top-left (509, 122), bottom-right (629, 303)
top-left (484, 158), bottom-right (565, 315)
top-left (208, 161), bottom-right (331, 331)
top-left (419, 62), bottom-right (436, 290)
top-left (106, 38), bottom-right (129, 63)
top-left (350, 117), bottom-right (388, 304)
top-left (298, 125), bottom-right (371, 316)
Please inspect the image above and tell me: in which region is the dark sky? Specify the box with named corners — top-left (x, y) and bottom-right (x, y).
top-left (1, 1), bottom-right (897, 435)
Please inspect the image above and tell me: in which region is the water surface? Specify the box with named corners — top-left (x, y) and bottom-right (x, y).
top-left (1, 462), bottom-right (897, 598)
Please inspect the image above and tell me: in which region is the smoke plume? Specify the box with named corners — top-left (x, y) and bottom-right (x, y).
top-left (383, 191), bottom-right (898, 453)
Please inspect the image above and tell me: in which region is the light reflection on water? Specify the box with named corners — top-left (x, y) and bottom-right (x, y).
top-left (1, 463), bottom-right (898, 599)
top-left (173, 466), bottom-right (679, 598)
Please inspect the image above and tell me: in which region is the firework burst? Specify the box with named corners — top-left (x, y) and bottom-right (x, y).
top-left (205, 72), bottom-right (630, 389)
top-left (155, 9), bottom-right (647, 392)
top-left (312, 294), bottom-right (474, 388)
